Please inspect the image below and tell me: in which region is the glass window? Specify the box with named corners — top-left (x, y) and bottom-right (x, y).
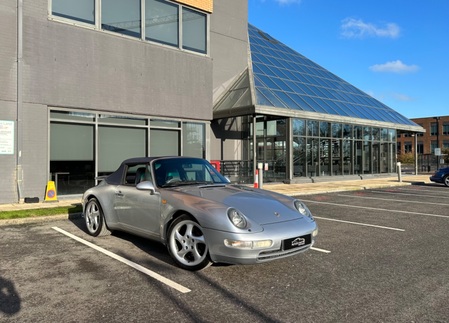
top-left (98, 126), bottom-right (147, 173)
top-left (380, 128), bottom-right (388, 141)
top-left (307, 120), bottom-right (319, 137)
top-left (319, 122), bottom-right (330, 138)
top-left (389, 129), bottom-right (396, 142)
top-left (145, 0), bottom-right (178, 47)
top-left (363, 127), bottom-right (372, 141)
top-left (50, 110), bottom-right (95, 122)
top-left (99, 114), bottom-right (147, 125)
top-left (443, 123), bottom-right (449, 135)
top-left (431, 140), bottom-right (438, 153)
top-left (430, 122), bottom-right (438, 136)
top-left (404, 141), bottom-right (412, 153)
top-left (183, 123), bottom-right (205, 158)
top-left (372, 127), bottom-right (380, 141)
top-left (151, 119), bottom-right (180, 128)
top-left (292, 119), bottom-right (305, 136)
top-left (52, 0), bottom-right (95, 24)
top-left (332, 123), bottom-right (342, 138)
top-left (354, 126), bottom-right (363, 140)
top-left (151, 129), bottom-right (180, 156)
top-left (182, 7), bottom-right (206, 53)
top-left (102, 0), bottom-right (141, 38)
top-left (50, 123), bottom-right (94, 161)
top-left (343, 124), bottom-right (352, 139)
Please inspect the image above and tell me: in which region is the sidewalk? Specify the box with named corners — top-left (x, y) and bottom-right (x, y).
top-left (0, 174), bottom-right (431, 212)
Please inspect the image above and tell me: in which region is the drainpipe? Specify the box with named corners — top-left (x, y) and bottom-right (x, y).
top-left (16, 0), bottom-right (23, 202)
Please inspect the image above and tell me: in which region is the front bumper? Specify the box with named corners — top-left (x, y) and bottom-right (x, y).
top-left (430, 175), bottom-right (443, 183)
top-left (204, 219), bottom-right (317, 265)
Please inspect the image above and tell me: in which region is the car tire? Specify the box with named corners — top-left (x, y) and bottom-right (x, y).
top-left (84, 198), bottom-right (111, 237)
top-left (167, 215), bottom-right (212, 271)
top-left (444, 175), bottom-right (449, 187)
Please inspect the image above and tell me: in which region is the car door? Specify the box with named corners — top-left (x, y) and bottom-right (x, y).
top-left (114, 164), bottom-right (162, 239)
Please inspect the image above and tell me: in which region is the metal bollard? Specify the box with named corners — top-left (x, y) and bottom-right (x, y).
top-left (258, 167), bottom-right (263, 189)
top-left (397, 162), bottom-right (402, 182)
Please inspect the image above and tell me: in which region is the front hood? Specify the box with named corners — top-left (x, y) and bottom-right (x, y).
top-left (173, 184), bottom-right (303, 225)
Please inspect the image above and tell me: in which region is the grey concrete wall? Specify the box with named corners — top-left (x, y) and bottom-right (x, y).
top-left (209, 0), bottom-right (249, 161)
top-left (0, 1), bottom-right (17, 101)
top-left (0, 101), bottom-right (19, 204)
top-left (210, 0), bottom-right (249, 102)
top-left (0, 1), bottom-right (18, 203)
top-left (23, 0), bottom-right (213, 120)
top-left (21, 103), bottom-right (49, 201)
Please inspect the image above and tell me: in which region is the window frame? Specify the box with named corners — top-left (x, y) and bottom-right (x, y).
top-left (48, 0), bottom-right (209, 55)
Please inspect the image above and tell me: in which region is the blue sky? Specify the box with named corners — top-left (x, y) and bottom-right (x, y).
top-left (248, 0), bottom-right (449, 119)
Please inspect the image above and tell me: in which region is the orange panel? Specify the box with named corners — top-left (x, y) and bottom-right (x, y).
top-left (174, 0), bottom-right (213, 13)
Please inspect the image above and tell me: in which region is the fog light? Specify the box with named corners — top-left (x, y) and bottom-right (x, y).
top-left (224, 239), bottom-right (273, 249)
top-left (312, 228), bottom-right (318, 237)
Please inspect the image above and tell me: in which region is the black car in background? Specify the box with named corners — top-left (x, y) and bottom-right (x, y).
top-left (430, 167), bottom-right (449, 187)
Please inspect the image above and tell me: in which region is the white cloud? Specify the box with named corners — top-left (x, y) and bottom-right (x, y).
top-left (274, 0), bottom-right (301, 5)
top-left (391, 93), bottom-right (414, 102)
top-left (341, 18), bottom-right (400, 39)
top-left (369, 60), bottom-right (420, 74)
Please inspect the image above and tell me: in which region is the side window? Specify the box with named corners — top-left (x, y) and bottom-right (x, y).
top-left (124, 164), bottom-right (151, 186)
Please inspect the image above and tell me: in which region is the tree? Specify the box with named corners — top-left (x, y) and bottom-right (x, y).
top-left (397, 152), bottom-right (415, 164)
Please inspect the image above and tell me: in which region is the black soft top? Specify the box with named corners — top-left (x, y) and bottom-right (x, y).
top-left (104, 156), bottom-right (203, 185)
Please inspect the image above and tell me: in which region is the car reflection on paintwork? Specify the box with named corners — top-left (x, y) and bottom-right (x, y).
top-left (430, 167), bottom-right (449, 187)
top-left (82, 156), bottom-right (318, 271)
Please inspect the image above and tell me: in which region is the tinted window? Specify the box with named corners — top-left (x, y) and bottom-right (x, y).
top-left (52, 0), bottom-right (95, 24)
top-left (182, 7), bottom-right (206, 53)
top-left (102, 0), bottom-right (141, 38)
top-left (146, 0), bottom-right (178, 47)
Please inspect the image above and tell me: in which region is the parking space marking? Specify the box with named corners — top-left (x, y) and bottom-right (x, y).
top-left (314, 216), bottom-right (405, 231)
top-left (52, 227), bottom-right (191, 294)
top-left (370, 189), bottom-right (449, 199)
top-left (337, 194), bottom-right (449, 206)
top-left (311, 246), bottom-right (331, 253)
top-left (302, 200), bottom-right (449, 219)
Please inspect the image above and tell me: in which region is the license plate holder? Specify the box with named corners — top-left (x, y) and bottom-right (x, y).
top-left (283, 234), bottom-right (311, 250)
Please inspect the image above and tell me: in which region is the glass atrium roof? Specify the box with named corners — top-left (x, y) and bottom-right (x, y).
top-left (214, 24), bottom-right (422, 132)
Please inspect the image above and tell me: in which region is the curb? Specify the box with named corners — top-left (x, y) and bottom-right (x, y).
top-left (0, 213), bottom-right (82, 227)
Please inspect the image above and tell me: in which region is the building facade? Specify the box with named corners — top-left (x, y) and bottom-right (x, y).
top-left (397, 116), bottom-right (449, 155)
top-left (1, 0), bottom-right (422, 204)
top-left (397, 116), bottom-right (449, 171)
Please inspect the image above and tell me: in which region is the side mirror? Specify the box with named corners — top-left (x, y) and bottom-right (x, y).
top-left (136, 181), bottom-right (156, 194)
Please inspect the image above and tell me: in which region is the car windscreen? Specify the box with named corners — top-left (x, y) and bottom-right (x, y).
top-left (153, 158), bottom-right (228, 187)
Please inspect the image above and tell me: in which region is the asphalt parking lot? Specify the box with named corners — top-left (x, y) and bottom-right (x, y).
top-left (1, 183), bottom-right (448, 322)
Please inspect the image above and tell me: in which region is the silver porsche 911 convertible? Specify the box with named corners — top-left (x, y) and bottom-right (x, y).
top-left (82, 156), bottom-right (318, 271)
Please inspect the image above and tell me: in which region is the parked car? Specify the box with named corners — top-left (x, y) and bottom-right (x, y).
top-left (82, 156), bottom-right (318, 270)
top-left (429, 167), bottom-right (449, 187)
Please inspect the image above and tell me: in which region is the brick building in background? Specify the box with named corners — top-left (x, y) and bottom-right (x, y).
top-left (397, 116), bottom-right (449, 155)
top-left (397, 116), bottom-right (449, 172)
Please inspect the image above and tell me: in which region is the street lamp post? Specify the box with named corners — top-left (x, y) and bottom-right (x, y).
top-left (434, 116), bottom-right (441, 171)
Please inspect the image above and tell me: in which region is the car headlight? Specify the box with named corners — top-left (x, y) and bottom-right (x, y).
top-left (227, 208), bottom-right (247, 229)
top-left (294, 200), bottom-right (313, 219)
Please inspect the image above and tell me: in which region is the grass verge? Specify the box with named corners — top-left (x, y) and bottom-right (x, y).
top-left (0, 204), bottom-right (82, 220)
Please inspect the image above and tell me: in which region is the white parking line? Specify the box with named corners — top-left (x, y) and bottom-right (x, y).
top-left (370, 189), bottom-right (449, 199)
top-left (314, 216), bottom-right (405, 232)
top-left (52, 227), bottom-right (191, 294)
top-left (337, 194), bottom-right (449, 206)
top-left (310, 246), bottom-right (331, 253)
top-left (302, 199), bottom-right (449, 219)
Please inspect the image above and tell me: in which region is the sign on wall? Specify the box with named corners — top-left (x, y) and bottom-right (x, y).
top-left (0, 120), bottom-right (14, 155)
